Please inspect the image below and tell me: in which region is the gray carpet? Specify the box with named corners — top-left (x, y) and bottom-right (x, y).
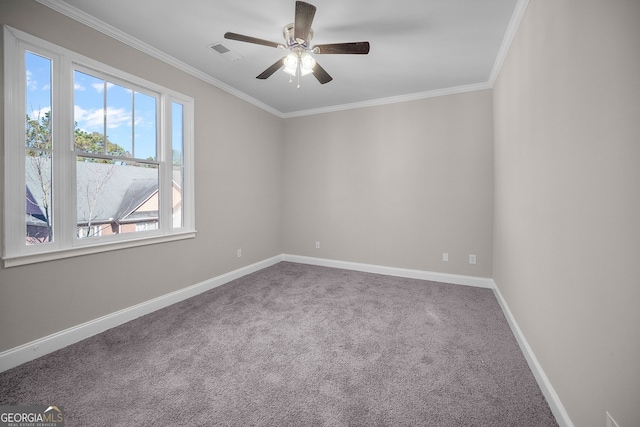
top-left (0, 262), bottom-right (558, 426)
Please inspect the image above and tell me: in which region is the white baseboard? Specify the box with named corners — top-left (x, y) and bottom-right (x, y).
top-left (0, 252), bottom-right (573, 427)
top-left (282, 254), bottom-right (496, 289)
top-left (492, 282), bottom-right (574, 427)
top-left (0, 255), bottom-right (283, 373)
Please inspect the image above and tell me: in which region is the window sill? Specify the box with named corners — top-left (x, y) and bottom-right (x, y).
top-left (3, 230), bottom-right (196, 268)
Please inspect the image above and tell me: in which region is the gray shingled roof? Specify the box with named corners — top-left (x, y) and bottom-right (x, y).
top-left (75, 161), bottom-right (159, 223)
top-left (26, 159), bottom-right (163, 225)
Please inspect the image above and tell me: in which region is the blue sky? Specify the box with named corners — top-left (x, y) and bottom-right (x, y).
top-left (26, 51), bottom-right (159, 160)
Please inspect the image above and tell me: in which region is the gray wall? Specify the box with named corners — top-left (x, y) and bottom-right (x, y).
top-left (3, 1), bottom-right (639, 425)
top-left (283, 92), bottom-right (494, 277)
top-left (0, 0), bottom-right (283, 352)
top-left (492, 1), bottom-right (640, 426)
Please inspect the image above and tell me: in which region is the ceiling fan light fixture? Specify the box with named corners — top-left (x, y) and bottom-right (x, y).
top-left (283, 52), bottom-right (299, 76)
top-left (225, 1), bottom-right (369, 85)
top-left (299, 67), bottom-right (313, 77)
top-left (299, 52), bottom-right (316, 76)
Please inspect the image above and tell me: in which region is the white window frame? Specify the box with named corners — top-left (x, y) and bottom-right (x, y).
top-left (3, 26), bottom-right (195, 268)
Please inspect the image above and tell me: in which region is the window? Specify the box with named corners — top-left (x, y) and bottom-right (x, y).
top-left (3, 26), bottom-right (195, 267)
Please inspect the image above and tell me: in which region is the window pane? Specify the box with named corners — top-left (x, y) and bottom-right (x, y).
top-left (26, 52), bottom-right (52, 150)
top-left (134, 91), bottom-right (157, 160)
top-left (26, 151), bottom-right (53, 244)
top-left (172, 102), bottom-right (184, 228)
top-left (74, 70), bottom-right (106, 154)
top-left (106, 84), bottom-right (133, 157)
top-left (76, 157), bottom-right (159, 238)
top-left (25, 52), bottom-right (53, 245)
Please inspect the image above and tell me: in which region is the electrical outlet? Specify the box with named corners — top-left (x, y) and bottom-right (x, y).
top-left (315, 241), bottom-right (320, 249)
top-left (442, 252), bottom-right (449, 262)
top-left (469, 254), bottom-right (477, 265)
top-left (237, 249), bottom-right (242, 258)
top-left (606, 412), bottom-right (620, 427)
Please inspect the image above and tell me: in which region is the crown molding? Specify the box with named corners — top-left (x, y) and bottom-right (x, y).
top-left (488, 0), bottom-right (530, 86)
top-left (280, 82), bottom-right (493, 118)
top-left (35, 0), bottom-right (529, 119)
top-left (34, 0), bottom-right (284, 118)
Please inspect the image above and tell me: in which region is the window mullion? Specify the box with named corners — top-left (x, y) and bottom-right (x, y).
top-left (131, 90), bottom-right (135, 158)
top-left (103, 80), bottom-right (108, 155)
top-left (181, 99), bottom-right (195, 231)
top-left (159, 95), bottom-right (172, 234)
top-left (54, 54), bottom-right (74, 250)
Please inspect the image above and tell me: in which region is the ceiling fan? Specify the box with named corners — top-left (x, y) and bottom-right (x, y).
top-left (224, 1), bottom-right (370, 86)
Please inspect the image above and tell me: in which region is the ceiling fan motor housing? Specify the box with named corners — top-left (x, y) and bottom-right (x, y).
top-left (283, 23), bottom-right (313, 49)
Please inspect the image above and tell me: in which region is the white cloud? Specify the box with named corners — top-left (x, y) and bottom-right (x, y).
top-left (26, 70), bottom-right (38, 91)
top-left (74, 105), bottom-right (131, 131)
top-left (28, 106), bottom-right (51, 121)
top-left (74, 82), bottom-right (85, 91)
top-left (105, 107), bottom-right (131, 129)
top-left (91, 82), bottom-right (115, 93)
top-left (74, 105), bottom-right (101, 131)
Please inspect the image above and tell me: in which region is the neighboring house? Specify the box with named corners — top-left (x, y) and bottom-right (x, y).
top-left (26, 160), bottom-right (182, 242)
top-left (26, 186), bottom-right (50, 244)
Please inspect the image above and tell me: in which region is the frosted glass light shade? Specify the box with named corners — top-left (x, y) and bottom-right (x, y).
top-left (300, 52), bottom-right (316, 76)
top-left (283, 52), bottom-right (298, 76)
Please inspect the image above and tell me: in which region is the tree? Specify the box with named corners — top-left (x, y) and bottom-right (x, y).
top-left (26, 110), bottom-right (52, 152)
top-left (25, 113), bottom-right (130, 242)
top-left (74, 126), bottom-right (130, 158)
top-left (77, 161), bottom-right (115, 238)
top-left (25, 111), bottom-right (53, 243)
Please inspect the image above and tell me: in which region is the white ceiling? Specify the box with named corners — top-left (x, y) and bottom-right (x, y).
top-left (41, 0), bottom-right (524, 117)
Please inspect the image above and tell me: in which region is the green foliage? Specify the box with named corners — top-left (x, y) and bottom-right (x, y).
top-left (74, 125), bottom-right (129, 158)
top-left (25, 111), bottom-right (52, 154)
top-left (25, 112), bottom-right (129, 159)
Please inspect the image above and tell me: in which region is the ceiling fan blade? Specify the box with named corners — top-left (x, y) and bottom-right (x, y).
top-left (294, 1), bottom-right (316, 43)
top-left (313, 41), bottom-right (370, 55)
top-left (256, 57), bottom-right (286, 80)
top-left (224, 32), bottom-right (283, 49)
top-left (312, 62), bottom-right (333, 84)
